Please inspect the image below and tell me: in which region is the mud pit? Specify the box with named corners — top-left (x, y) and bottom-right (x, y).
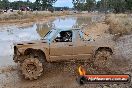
top-left (0, 15), bottom-right (132, 88)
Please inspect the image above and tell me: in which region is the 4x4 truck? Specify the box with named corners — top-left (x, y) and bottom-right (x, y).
top-left (13, 28), bottom-right (114, 80)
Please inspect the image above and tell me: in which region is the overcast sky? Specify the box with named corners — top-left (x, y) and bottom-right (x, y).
top-left (10, 0), bottom-right (99, 8)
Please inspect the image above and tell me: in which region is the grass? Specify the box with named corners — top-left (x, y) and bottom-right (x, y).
top-left (106, 14), bottom-right (132, 38)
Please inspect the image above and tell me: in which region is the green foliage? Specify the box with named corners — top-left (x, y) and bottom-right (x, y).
top-left (10, 1), bottom-right (32, 10)
top-left (72, 0), bottom-right (132, 13)
top-left (34, 0), bottom-right (57, 10)
top-left (0, 0), bottom-right (9, 9)
top-left (72, 0), bottom-right (96, 11)
top-left (0, 0), bottom-right (131, 13)
top-left (96, 0), bottom-right (131, 13)
top-left (125, 0), bottom-right (132, 10)
top-left (85, 0), bottom-right (96, 12)
top-left (0, 0), bottom-right (57, 11)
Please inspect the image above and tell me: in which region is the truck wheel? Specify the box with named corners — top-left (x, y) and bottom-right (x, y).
top-left (21, 58), bottom-right (43, 80)
top-left (94, 50), bottom-right (112, 68)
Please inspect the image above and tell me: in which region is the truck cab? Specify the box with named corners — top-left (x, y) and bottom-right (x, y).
top-left (13, 28), bottom-right (114, 80)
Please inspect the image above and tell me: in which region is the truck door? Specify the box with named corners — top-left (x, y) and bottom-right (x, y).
top-left (72, 30), bottom-right (94, 61)
top-left (49, 30), bottom-right (74, 61)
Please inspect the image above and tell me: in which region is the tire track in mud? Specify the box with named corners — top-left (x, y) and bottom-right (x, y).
top-left (0, 57), bottom-right (131, 88)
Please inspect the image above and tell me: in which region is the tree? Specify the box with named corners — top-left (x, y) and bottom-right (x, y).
top-left (110, 0), bottom-right (126, 13)
top-left (72, 0), bottom-right (96, 11)
top-left (85, 0), bottom-right (96, 12)
top-left (72, 0), bottom-right (86, 11)
top-left (35, 0), bottom-right (57, 10)
top-left (27, 0), bottom-right (30, 3)
top-left (1, 0), bottom-right (9, 9)
top-left (96, 1), bottom-right (101, 9)
top-left (0, 0), bottom-right (2, 9)
top-left (96, 0), bottom-right (128, 13)
top-left (10, 1), bottom-right (34, 10)
top-left (125, 0), bottom-right (132, 11)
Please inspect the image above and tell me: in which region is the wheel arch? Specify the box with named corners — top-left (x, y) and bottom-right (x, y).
top-left (95, 47), bottom-right (113, 55)
top-left (24, 48), bottom-right (48, 62)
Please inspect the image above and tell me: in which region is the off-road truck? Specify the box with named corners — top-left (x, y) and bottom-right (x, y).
top-left (13, 28), bottom-right (114, 80)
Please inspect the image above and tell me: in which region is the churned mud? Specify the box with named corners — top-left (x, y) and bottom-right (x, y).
top-left (0, 14), bottom-right (132, 88)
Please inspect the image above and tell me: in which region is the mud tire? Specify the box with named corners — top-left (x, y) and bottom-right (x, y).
top-left (21, 58), bottom-right (43, 80)
top-left (94, 50), bottom-right (112, 68)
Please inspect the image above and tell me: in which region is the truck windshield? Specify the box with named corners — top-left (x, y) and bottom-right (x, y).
top-left (43, 30), bottom-right (56, 40)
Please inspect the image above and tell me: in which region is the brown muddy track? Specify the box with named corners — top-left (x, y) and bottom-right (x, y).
top-left (0, 14), bottom-right (132, 88)
top-left (0, 57), bottom-right (131, 88)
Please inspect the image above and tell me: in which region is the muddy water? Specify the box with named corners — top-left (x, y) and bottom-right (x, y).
top-left (0, 16), bottom-right (91, 66)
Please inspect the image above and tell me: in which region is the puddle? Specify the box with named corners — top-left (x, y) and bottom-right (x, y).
top-left (0, 16), bottom-right (91, 66)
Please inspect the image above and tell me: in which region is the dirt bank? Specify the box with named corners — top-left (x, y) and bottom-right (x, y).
top-left (0, 11), bottom-right (76, 29)
top-left (0, 11), bottom-right (71, 23)
top-left (0, 11), bottom-right (95, 30)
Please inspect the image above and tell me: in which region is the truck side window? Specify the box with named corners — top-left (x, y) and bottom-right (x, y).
top-left (55, 31), bottom-right (72, 42)
top-left (79, 30), bottom-right (94, 41)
